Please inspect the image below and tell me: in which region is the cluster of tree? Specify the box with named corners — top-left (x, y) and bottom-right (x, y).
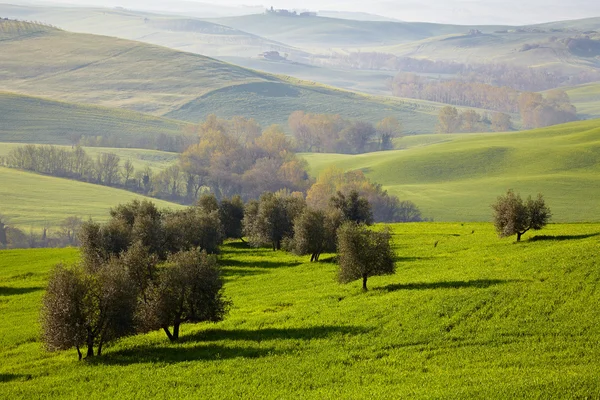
top-left (0, 215), bottom-right (82, 250)
top-left (288, 112), bottom-right (402, 153)
top-left (393, 74), bottom-right (578, 129)
top-left (179, 115), bottom-right (312, 201)
top-left (312, 52), bottom-right (600, 92)
top-left (518, 91), bottom-right (578, 129)
top-left (41, 199), bottom-right (240, 359)
top-left (306, 167), bottom-right (424, 223)
top-left (436, 106), bottom-right (512, 133)
top-left (243, 189), bottom-right (395, 290)
top-left (492, 190), bottom-right (551, 241)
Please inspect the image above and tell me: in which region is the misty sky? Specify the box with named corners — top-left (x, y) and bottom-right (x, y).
top-left (30, 0), bottom-right (600, 25)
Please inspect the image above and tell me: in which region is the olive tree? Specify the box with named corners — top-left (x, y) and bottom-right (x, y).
top-left (330, 190), bottom-right (373, 225)
top-left (291, 208), bottom-right (341, 262)
top-left (41, 261), bottom-right (137, 360)
top-left (137, 250), bottom-right (228, 341)
top-left (492, 190), bottom-right (551, 241)
top-left (337, 222), bottom-right (395, 291)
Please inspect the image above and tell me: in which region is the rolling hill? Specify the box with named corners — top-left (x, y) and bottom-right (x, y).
top-left (0, 19), bottom-right (439, 132)
top-left (0, 92), bottom-right (188, 145)
top-left (0, 4), bottom-right (304, 59)
top-left (303, 119), bottom-right (600, 222)
top-left (0, 167), bottom-right (183, 229)
top-left (563, 82), bottom-right (600, 119)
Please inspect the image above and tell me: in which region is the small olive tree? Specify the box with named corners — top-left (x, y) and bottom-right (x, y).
top-left (41, 261), bottom-right (137, 360)
top-left (291, 208), bottom-right (341, 262)
top-left (137, 249), bottom-right (229, 341)
top-left (492, 190), bottom-right (551, 241)
top-left (337, 222), bottom-right (395, 291)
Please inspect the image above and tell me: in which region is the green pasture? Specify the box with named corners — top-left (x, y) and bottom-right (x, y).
top-left (0, 167), bottom-right (182, 229)
top-left (303, 119), bottom-right (600, 222)
top-left (1, 222), bottom-right (599, 398)
top-left (0, 92), bottom-right (187, 145)
top-left (563, 81), bottom-right (600, 119)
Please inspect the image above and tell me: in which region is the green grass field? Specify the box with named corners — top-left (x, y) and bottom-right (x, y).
top-left (0, 92), bottom-right (188, 145)
top-left (0, 167), bottom-right (182, 229)
top-left (303, 119), bottom-right (600, 222)
top-left (1, 222), bottom-right (600, 398)
top-left (0, 143), bottom-right (179, 173)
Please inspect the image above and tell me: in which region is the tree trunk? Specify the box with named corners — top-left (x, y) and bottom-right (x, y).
top-left (97, 338), bottom-right (104, 356)
top-left (163, 326), bottom-right (175, 342)
top-left (362, 274), bottom-right (368, 291)
top-left (173, 322), bottom-right (180, 341)
top-left (86, 330), bottom-right (94, 358)
top-left (76, 346), bottom-right (82, 361)
top-left (517, 232), bottom-right (522, 242)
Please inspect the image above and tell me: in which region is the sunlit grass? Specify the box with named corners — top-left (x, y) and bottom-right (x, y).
top-left (1, 223), bottom-right (599, 398)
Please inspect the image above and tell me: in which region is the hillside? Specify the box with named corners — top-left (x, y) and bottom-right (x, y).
top-left (563, 82), bottom-right (600, 119)
top-left (303, 119), bottom-right (600, 222)
top-left (0, 92), bottom-right (188, 145)
top-left (208, 14), bottom-right (510, 48)
top-left (1, 222), bottom-right (600, 397)
top-left (0, 4), bottom-right (303, 59)
top-left (0, 167), bottom-right (182, 229)
top-left (376, 30), bottom-right (600, 75)
top-left (0, 19), bottom-right (439, 132)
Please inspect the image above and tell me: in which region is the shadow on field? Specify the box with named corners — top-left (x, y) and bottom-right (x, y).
top-left (528, 233), bottom-right (600, 242)
top-left (182, 325), bottom-right (369, 344)
top-left (221, 259), bottom-right (302, 271)
top-left (0, 286), bottom-right (43, 296)
top-left (0, 374), bottom-right (30, 383)
top-left (379, 279), bottom-right (512, 292)
top-left (95, 344), bottom-right (277, 365)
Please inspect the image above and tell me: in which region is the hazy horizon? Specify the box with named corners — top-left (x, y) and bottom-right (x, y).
top-left (20, 0), bottom-right (600, 25)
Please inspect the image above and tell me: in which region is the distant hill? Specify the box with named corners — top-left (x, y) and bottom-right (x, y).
top-left (0, 166), bottom-right (183, 229)
top-left (303, 119), bottom-right (600, 222)
top-left (563, 82), bottom-right (600, 119)
top-left (208, 14), bottom-right (511, 48)
top-left (0, 4), bottom-right (304, 59)
top-left (0, 92), bottom-right (188, 145)
top-left (0, 20), bottom-right (440, 132)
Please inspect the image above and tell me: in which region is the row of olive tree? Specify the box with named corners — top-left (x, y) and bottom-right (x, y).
top-left (41, 198), bottom-right (245, 359)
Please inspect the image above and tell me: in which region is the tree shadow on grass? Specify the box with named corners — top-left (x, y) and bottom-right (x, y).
top-left (0, 286), bottom-right (43, 296)
top-left (221, 259), bottom-right (302, 270)
top-left (181, 325), bottom-right (370, 344)
top-left (528, 233), bottom-right (600, 242)
top-left (93, 344), bottom-right (278, 366)
top-left (95, 326), bottom-right (368, 366)
top-left (379, 279), bottom-right (515, 292)
top-left (0, 374), bottom-right (31, 383)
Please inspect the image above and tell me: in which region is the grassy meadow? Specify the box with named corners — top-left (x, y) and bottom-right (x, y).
top-left (0, 167), bottom-right (182, 229)
top-left (0, 92), bottom-right (188, 145)
top-left (303, 119), bottom-right (600, 222)
top-left (563, 82), bottom-right (600, 119)
top-left (1, 222), bottom-right (600, 398)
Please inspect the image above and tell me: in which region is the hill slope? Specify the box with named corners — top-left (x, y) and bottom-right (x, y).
top-left (303, 119), bottom-right (600, 222)
top-left (563, 82), bottom-right (600, 119)
top-left (0, 167), bottom-right (182, 229)
top-left (0, 19), bottom-right (439, 132)
top-left (1, 222), bottom-right (600, 398)
top-left (0, 92), bottom-right (188, 145)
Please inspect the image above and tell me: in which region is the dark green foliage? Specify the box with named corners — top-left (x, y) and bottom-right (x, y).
top-left (336, 222), bottom-right (395, 291)
top-left (41, 261), bottom-right (137, 360)
top-left (291, 208), bottom-right (341, 262)
top-left (244, 192), bottom-right (306, 250)
top-left (164, 208), bottom-right (224, 255)
top-left (492, 190), bottom-right (552, 241)
top-left (137, 250), bottom-right (228, 341)
top-left (219, 196), bottom-right (245, 240)
top-left (197, 194), bottom-right (220, 213)
top-left (330, 190), bottom-right (373, 225)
